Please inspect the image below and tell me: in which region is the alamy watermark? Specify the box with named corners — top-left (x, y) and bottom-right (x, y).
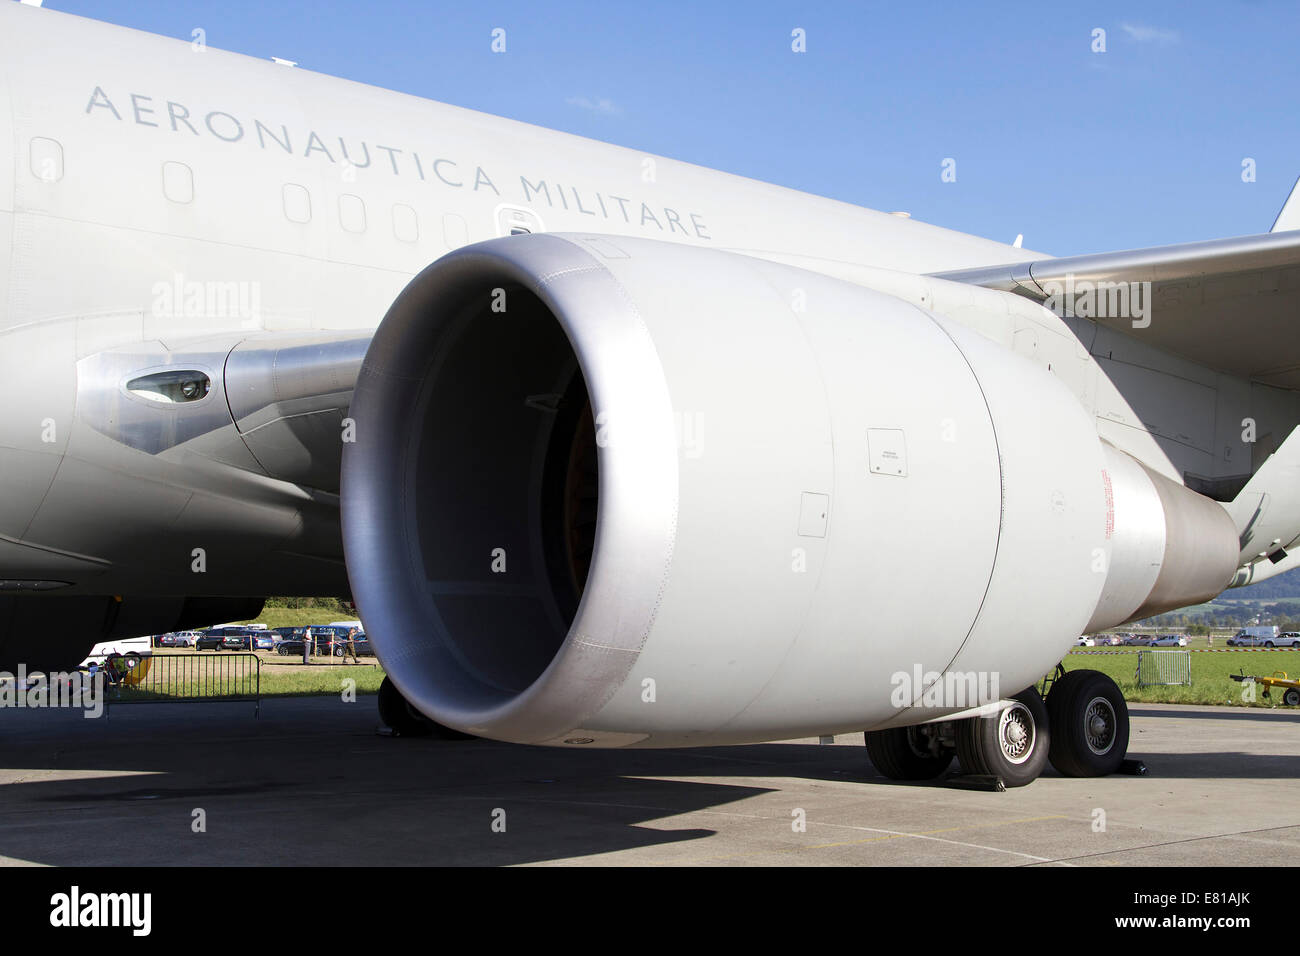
top-left (1041, 274), bottom-right (1152, 328)
top-left (890, 665), bottom-right (1001, 709)
top-left (151, 272), bottom-right (262, 324)
top-left (0, 666), bottom-right (105, 718)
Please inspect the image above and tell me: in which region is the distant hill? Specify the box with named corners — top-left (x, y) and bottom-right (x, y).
top-left (1221, 566), bottom-right (1300, 601)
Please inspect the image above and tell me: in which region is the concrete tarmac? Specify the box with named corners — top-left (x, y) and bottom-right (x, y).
top-left (0, 696), bottom-right (1297, 866)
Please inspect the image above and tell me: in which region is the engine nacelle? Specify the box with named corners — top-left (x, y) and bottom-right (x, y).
top-left (341, 234), bottom-right (1228, 747)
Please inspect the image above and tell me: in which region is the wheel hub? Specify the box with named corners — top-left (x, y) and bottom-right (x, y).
top-left (998, 703), bottom-right (1035, 764)
top-left (1083, 696), bottom-right (1116, 755)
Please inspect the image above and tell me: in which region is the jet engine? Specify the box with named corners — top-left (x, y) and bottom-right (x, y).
top-left (341, 234), bottom-right (1237, 747)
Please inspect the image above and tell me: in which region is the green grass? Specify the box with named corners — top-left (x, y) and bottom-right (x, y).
top-left (233, 608), bottom-right (360, 629)
top-left (1061, 648), bottom-right (1300, 707)
top-left (258, 664), bottom-right (386, 697)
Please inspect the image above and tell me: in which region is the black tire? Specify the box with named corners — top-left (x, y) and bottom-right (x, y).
top-left (864, 726), bottom-right (953, 780)
top-left (955, 688), bottom-right (1050, 787)
top-left (1283, 688), bottom-right (1300, 706)
top-left (1046, 669), bottom-right (1130, 777)
top-left (377, 677), bottom-right (474, 739)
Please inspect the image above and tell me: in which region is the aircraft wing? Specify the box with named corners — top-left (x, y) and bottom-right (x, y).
top-left (932, 229), bottom-right (1300, 390)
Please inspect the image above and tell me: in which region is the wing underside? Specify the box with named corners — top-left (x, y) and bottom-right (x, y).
top-left (933, 230), bottom-right (1300, 390)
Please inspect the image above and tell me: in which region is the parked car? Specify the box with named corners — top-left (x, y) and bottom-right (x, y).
top-left (1229, 626), bottom-right (1280, 646)
top-left (194, 631), bottom-right (223, 651)
top-left (196, 626), bottom-right (261, 651)
top-left (1222, 632), bottom-right (1274, 647)
top-left (1278, 632), bottom-right (1300, 648)
top-left (275, 627), bottom-right (331, 656)
top-left (272, 626), bottom-right (307, 646)
top-left (1123, 634), bottom-right (1154, 646)
top-left (331, 631), bottom-right (372, 657)
top-left (1075, 637), bottom-right (1096, 647)
top-left (1149, 634), bottom-right (1188, 647)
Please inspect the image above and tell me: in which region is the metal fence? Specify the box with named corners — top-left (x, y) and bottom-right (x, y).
top-left (1136, 649), bottom-right (1192, 687)
top-left (96, 652), bottom-right (261, 715)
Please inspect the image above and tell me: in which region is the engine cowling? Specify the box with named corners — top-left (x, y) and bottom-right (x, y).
top-left (341, 234), bottom-right (1229, 747)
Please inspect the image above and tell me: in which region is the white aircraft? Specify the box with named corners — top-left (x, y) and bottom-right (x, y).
top-left (2, 4), bottom-right (1298, 786)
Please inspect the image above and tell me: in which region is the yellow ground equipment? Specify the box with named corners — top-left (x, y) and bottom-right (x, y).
top-left (1230, 670), bottom-right (1300, 706)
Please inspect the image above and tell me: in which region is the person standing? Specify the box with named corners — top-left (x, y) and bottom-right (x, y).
top-left (302, 626), bottom-right (313, 665)
top-left (343, 627), bottom-right (360, 664)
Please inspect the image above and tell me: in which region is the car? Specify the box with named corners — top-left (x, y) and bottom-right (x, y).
top-left (1123, 634), bottom-right (1154, 646)
top-left (1227, 632), bottom-right (1263, 647)
top-left (272, 626), bottom-right (307, 646)
top-left (1278, 632), bottom-right (1300, 649)
top-left (1075, 637), bottom-right (1096, 647)
top-left (332, 631), bottom-right (372, 657)
top-left (194, 631), bottom-right (224, 651)
top-left (1149, 634), bottom-right (1187, 647)
top-left (275, 627), bottom-right (327, 656)
top-left (196, 626), bottom-right (260, 651)
top-left (155, 631), bottom-right (201, 648)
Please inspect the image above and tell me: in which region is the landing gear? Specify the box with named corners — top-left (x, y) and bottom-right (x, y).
top-left (870, 668), bottom-right (1132, 787)
top-left (864, 724), bottom-right (953, 780)
top-left (1045, 669), bottom-right (1129, 776)
top-left (954, 688), bottom-right (1051, 788)
top-left (377, 677), bottom-right (475, 739)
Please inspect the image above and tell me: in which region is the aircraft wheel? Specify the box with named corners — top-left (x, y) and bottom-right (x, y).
top-left (377, 677), bottom-right (474, 739)
top-left (864, 726), bottom-right (952, 780)
top-left (1283, 688), bottom-right (1300, 706)
top-left (1046, 669), bottom-right (1129, 776)
top-left (955, 688), bottom-right (1050, 787)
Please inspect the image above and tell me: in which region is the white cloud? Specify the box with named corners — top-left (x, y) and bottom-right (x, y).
top-left (566, 95), bottom-right (622, 116)
top-left (1120, 22), bottom-right (1180, 44)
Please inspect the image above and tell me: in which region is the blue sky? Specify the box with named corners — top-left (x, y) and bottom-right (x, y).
top-left (50, 0), bottom-right (1300, 256)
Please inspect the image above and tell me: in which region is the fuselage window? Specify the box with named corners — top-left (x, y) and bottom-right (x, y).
top-left (340, 194), bottom-right (367, 233)
top-left (162, 161), bottom-right (194, 204)
top-left (393, 203), bottom-right (419, 242)
top-left (283, 183), bottom-right (312, 223)
top-left (30, 137), bottom-right (64, 183)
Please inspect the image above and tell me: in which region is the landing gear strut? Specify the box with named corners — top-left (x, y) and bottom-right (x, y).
top-left (378, 677), bottom-right (475, 739)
